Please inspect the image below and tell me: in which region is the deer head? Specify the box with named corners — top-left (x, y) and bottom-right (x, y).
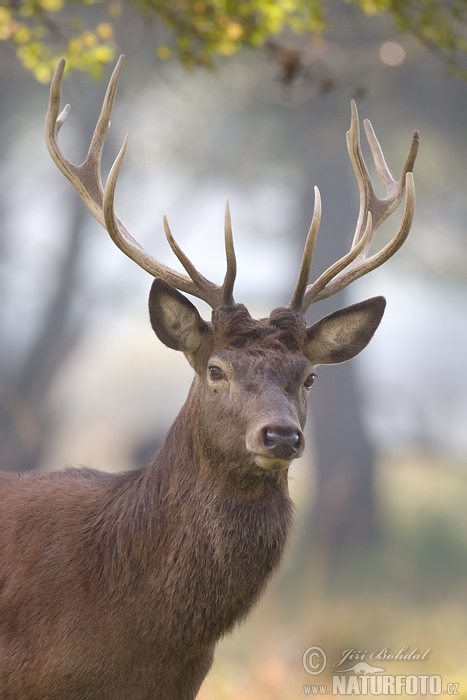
top-left (45, 55), bottom-right (418, 479)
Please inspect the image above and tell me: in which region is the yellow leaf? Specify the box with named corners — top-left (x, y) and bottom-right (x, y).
top-left (14, 25), bottom-right (32, 44)
top-left (96, 22), bottom-right (113, 40)
top-left (35, 64), bottom-right (53, 83)
top-left (0, 7), bottom-right (13, 40)
top-left (217, 39), bottom-right (237, 56)
top-left (69, 38), bottom-right (83, 53)
top-left (157, 45), bottom-right (172, 60)
top-left (38, 0), bottom-right (64, 12)
top-left (226, 22), bottom-right (243, 40)
top-left (0, 7), bottom-right (12, 24)
top-left (93, 45), bottom-right (115, 63)
top-left (82, 31), bottom-right (98, 48)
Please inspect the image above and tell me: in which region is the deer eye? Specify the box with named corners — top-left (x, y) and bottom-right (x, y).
top-left (208, 365), bottom-right (226, 381)
top-left (304, 373), bottom-right (317, 388)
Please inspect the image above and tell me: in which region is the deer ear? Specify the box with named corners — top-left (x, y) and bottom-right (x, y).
top-left (305, 296), bottom-right (386, 365)
top-left (148, 278), bottom-right (212, 365)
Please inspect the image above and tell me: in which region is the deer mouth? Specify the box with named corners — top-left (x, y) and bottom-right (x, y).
top-left (253, 454), bottom-right (294, 471)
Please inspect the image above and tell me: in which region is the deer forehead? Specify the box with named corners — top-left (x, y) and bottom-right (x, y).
top-left (210, 305), bottom-right (307, 353)
top-left (207, 307), bottom-right (312, 389)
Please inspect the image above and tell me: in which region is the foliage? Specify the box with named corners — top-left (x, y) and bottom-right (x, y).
top-left (355, 0), bottom-right (467, 78)
top-left (1, 0), bottom-right (467, 82)
top-left (0, 0), bottom-right (325, 82)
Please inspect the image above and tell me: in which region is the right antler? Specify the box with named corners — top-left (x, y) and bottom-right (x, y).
top-left (45, 55), bottom-right (236, 309)
top-left (289, 101), bottom-right (419, 314)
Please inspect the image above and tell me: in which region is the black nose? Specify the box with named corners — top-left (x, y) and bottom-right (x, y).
top-left (261, 426), bottom-right (304, 460)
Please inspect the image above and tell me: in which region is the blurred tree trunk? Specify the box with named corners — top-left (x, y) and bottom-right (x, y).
top-left (308, 360), bottom-right (377, 552)
top-left (0, 68), bottom-right (119, 474)
top-left (0, 198), bottom-right (86, 472)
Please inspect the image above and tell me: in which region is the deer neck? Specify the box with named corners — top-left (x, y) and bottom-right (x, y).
top-left (117, 390), bottom-right (293, 645)
top-left (84, 387), bottom-right (293, 658)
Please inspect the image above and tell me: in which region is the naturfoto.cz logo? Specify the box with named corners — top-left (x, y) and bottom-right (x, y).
top-left (302, 646), bottom-right (460, 696)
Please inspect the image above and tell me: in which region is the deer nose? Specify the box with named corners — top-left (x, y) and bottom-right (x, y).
top-left (261, 426), bottom-right (304, 460)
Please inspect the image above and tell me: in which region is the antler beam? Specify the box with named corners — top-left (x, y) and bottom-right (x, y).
top-left (290, 101), bottom-right (419, 314)
top-left (45, 55), bottom-right (237, 309)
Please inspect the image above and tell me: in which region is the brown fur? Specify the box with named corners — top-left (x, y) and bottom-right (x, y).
top-left (211, 305), bottom-right (306, 352)
top-left (0, 278), bottom-right (385, 699)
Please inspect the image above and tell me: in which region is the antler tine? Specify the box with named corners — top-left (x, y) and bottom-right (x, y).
top-left (317, 173), bottom-right (415, 296)
top-left (46, 56), bottom-right (236, 310)
top-left (102, 136), bottom-right (228, 308)
top-left (222, 198), bottom-right (237, 306)
top-left (45, 60), bottom-right (75, 191)
top-left (289, 187), bottom-right (321, 312)
top-left (45, 56), bottom-right (124, 225)
top-left (302, 211), bottom-right (374, 308)
top-left (86, 55), bottom-right (124, 182)
top-left (293, 101), bottom-right (418, 312)
top-left (402, 127), bottom-right (420, 179)
top-left (162, 216), bottom-right (221, 300)
top-left (102, 140), bottom-right (200, 296)
top-left (160, 201), bottom-right (237, 308)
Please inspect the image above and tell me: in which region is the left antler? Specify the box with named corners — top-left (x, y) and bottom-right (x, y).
top-left (289, 101), bottom-right (419, 314)
top-left (45, 55), bottom-right (237, 309)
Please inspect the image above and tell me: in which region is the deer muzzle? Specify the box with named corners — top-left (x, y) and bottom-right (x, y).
top-left (247, 424), bottom-right (305, 471)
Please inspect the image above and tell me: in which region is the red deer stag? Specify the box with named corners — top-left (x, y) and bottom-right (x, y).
top-left (0, 56), bottom-right (418, 699)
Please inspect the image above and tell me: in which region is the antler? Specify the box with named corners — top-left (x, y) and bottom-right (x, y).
top-left (45, 55), bottom-right (237, 309)
top-left (289, 100), bottom-right (419, 314)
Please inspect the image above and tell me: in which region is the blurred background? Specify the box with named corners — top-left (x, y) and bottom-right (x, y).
top-left (1, 1), bottom-right (467, 697)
